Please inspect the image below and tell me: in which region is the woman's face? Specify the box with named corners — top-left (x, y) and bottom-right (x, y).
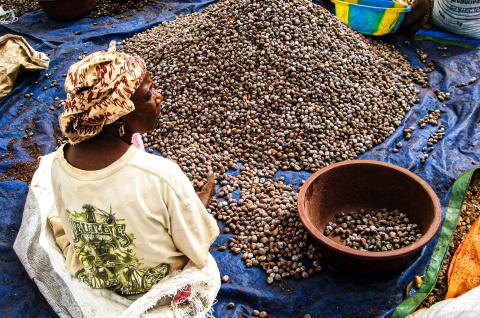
top-left (125, 72), bottom-right (163, 134)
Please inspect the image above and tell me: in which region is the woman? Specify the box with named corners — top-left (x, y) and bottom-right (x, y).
top-left (48, 42), bottom-right (220, 298)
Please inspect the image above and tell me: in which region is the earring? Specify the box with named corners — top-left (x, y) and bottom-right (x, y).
top-left (118, 123), bottom-right (126, 137)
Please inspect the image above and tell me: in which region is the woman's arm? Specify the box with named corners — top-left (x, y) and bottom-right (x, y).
top-left (48, 214), bottom-right (72, 257)
top-left (398, 0), bottom-right (433, 36)
top-left (196, 173), bottom-right (216, 208)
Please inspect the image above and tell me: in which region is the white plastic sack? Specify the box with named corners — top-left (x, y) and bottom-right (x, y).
top-left (14, 153), bottom-right (221, 318)
top-left (431, 0), bottom-right (480, 39)
top-left (410, 285), bottom-right (480, 318)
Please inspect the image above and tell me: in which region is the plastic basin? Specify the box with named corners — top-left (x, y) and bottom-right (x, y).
top-left (37, 0), bottom-right (96, 21)
top-left (297, 160), bottom-right (442, 274)
top-left (332, 0), bottom-right (411, 35)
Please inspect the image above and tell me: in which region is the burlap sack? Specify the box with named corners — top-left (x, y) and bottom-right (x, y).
top-left (0, 34), bottom-right (50, 99)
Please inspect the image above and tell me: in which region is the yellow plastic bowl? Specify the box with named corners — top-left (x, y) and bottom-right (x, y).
top-left (332, 0), bottom-right (411, 35)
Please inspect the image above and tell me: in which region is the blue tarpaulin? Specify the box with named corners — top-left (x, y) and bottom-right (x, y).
top-left (1, 1), bottom-right (479, 317)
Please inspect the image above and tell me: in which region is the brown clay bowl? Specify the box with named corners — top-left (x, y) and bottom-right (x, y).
top-left (298, 160), bottom-right (442, 274)
top-left (38, 0), bottom-right (96, 21)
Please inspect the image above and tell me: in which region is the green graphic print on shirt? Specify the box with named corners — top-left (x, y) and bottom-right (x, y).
top-left (67, 204), bottom-right (170, 295)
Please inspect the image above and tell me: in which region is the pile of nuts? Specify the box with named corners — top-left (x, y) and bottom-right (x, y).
top-left (418, 109), bottom-right (440, 128)
top-left (434, 90), bottom-right (451, 102)
top-left (122, 0), bottom-right (424, 282)
top-left (398, 108), bottom-right (446, 163)
top-left (427, 125), bottom-right (446, 148)
top-left (403, 127), bottom-right (416, 141)
top-left (1, 0), bottom-right (39, 17)
top-left (86, 0), bottom-right (157, 19)
top-left (1, 0), bottom-right (156, 18)
top-left (415, 49), bottom-right (429, 64)
top-left (324, 209), bottom-right (423, 252)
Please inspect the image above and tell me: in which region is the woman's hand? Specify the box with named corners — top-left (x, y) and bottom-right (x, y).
top-left (197, 173), bottom-right (216, 208)
top-left (398, 0), bottom-right (433, 36)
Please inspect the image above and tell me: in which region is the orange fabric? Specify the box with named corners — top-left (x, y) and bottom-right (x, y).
top-left (446, 215), bottom-right (480, 298)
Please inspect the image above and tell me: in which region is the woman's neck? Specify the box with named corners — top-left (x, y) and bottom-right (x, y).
top-left (64, 132), bottom-right (132, 171)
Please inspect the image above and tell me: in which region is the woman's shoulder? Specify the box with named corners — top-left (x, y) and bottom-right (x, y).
top-left (130, 150), bottom-right (186, 184)
top-left (51, 144), bottom-right (188, 190)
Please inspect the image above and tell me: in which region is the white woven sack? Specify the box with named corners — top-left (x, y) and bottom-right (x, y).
top-left (431, 0), bottom-right (480, 39)
top-left (14, 153), bottom-right (221, 318)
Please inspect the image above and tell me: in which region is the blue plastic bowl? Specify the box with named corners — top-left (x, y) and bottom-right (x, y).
top-left (332, 0), bottom-right (411, 35)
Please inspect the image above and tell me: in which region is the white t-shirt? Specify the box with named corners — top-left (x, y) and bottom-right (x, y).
top-left (50, 144), bottom-right (219, 295)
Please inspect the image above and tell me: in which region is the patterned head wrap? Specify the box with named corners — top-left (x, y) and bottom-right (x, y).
top-left (60, 41), bottom-right (147, 144)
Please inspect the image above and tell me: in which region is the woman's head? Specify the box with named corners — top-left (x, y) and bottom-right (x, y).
top-left (60, 41), bottom-right (162, 144)
top-left (123, 73), bottom-right (163, 135)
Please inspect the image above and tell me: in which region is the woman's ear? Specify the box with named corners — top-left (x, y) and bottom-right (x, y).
top-left (121, 115), bottom-right (134, 135)
top-left (122, 109), bottom-right (148, 136)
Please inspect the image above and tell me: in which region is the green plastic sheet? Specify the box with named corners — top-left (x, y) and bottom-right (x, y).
top-left (392, 168), bottom-right (478, 318)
